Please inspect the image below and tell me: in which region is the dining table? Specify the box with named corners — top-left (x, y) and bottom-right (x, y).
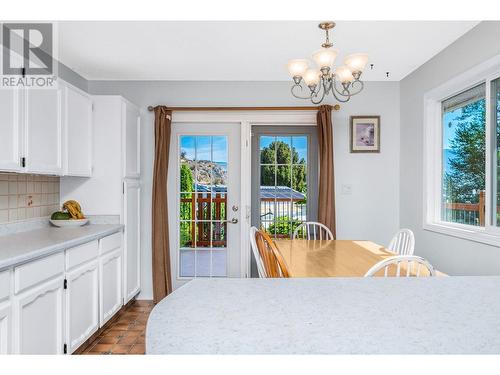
top-left (273, 239), bottom-right (446, 277)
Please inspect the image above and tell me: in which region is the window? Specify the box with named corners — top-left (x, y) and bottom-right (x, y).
top-left (259, 135), bottom-right (308, 238)
top-left (251, 126), bottom-right (318, 239)
top-left (493, 77), bottom-right (500, 226)
top-left (441, 84), bottom-right (486, 226)
top-left (423, 55), bottom-right (500, 245)
top-left (178, 135), bottom-right (228, 278)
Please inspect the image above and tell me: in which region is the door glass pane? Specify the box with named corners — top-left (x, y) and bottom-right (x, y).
top-left (178, 135), bottom-right (228, 278)
top-left (493, 78), bottom-right (500, 225)
top-left (441, 83), bottom-right (486, 226)
top-left (259, 134), bottom-right (308, 238)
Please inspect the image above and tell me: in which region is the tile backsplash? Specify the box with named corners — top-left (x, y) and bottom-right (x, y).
top-left (0, 173), bottom-right (60, 224)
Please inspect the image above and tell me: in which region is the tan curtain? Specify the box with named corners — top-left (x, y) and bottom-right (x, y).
top-left (316, 105), bottom-right (336, 237)
top-left (152, 106), bottom-right (173, 303)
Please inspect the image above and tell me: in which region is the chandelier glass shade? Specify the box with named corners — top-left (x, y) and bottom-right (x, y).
top-left (288, 22), bottom-right (368, 104)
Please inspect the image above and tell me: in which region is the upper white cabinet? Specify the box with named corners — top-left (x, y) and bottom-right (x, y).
top-left (63, 83), bottom-right (93, 177)
top-left (0, 89), bottom-right (22, 172)
top-left (0, 80), bottom-right (93, 177)
top-left (123, 102), bottom-right (140, 178)
top-left (25, 88), bottom-right (63, 175)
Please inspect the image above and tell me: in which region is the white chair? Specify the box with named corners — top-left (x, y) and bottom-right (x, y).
top-left (387, 228), bottom-right (415, 255)
top-left (364, 255), bottom-right (436, 277)
top-left (249, 226), bottom-right (267, 278)
top-left (293, 221), bottom-right (334, 240)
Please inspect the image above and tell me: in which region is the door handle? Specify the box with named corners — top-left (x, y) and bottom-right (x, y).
top-left (224, 218), bottom-right (238, 224)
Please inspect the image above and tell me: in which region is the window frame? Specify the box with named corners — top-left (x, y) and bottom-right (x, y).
top-left (423, 53), bottom-right (500, 246)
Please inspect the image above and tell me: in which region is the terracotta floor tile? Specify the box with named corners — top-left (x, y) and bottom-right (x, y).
top-left (76, 299), bottom-right (153, 355)
top-left (136, 335), bottom-right (145, 344)
top-left (123, 329), bottom-right (143, 337)
top-left (129, 344), bottom-right (145, 354)
top-left (112, 344), bottom-right (132, 354)
top-left (117, 336), bottom-right (138, 345)
top-left (104, 329), bottom-right (126, 338)
top-left (97, 336), bottom-right (120, 344)
top-left (89, 343), bottom-right (114, 353)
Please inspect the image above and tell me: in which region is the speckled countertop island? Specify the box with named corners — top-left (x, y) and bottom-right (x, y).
top-left (147, 277), bottom-right (500, 354)
top-left (0, 224), bottom-right (123, 271)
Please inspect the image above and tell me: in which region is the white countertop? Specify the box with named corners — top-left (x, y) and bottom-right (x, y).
top-left (146, 277), bottom-right (500, 354)
top-left (0, 224), bottom-right (123, 271)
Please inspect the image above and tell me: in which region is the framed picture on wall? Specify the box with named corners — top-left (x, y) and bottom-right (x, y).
top-left (349, 115), bottom-right (380, 153)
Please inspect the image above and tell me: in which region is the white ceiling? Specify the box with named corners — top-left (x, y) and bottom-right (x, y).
top-left (57, 21), bottom-right (479, 81)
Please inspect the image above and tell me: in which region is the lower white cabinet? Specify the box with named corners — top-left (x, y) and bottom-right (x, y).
top-left (0, 301), bottom-right (12, 354)
top-left (13, 277), bottom-right (65, 354)
top-left (3, 231), bottom-right (128, 354)
top-left (99, 248), bottom-right (123, 326)
top-left (65, 260), bottom-right (99, 354)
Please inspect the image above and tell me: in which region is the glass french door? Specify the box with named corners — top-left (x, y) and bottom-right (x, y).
top-left (251, 126), bottom-right (318, 239)
top-left (170, 123), bottom-right (241, 288)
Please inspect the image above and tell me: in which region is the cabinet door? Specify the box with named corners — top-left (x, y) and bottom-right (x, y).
top-left (25, 88), bottom-right (63, 175)
top-left (13, 277), bottom-right (64, 354)
top-left (99, 248), bottom-right (122, 326)
top-left (0, 301), bottom-right (12, 354)
top-left (66, 260), bottom-right (99, 353)
top-left (122, 102), bottom-right (140, 178)
top-left (123, 179), bottom-right (141, 303)
top-left (0, 89), bottom-right (22, 172)
top-left (64, 85), bottom-right (92, 177)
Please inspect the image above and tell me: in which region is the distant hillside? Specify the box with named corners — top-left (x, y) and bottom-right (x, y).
top-left (181, 156), bottom-right (227, 186)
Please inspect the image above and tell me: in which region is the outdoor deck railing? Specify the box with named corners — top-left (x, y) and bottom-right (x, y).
top-left (443, 190), bottom-right (485, 226)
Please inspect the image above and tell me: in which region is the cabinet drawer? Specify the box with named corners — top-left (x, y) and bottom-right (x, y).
top-left (99, 232), bottom-right (122, 255)
top-left (65, 240), bottom-right (99, 271)
top-left (14, 253), bottom-right (64, 294)
top-left (0, 270), bottom-right (10, 300)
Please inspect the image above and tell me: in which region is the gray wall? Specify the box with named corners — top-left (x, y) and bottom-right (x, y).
top-left (400, 21), bottom-right (500, 275)
top-left (89, 80), bottom-right (401, 298)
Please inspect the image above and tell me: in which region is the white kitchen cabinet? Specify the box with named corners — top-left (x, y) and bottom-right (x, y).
top-left (24, 88), bottom-right (63, 175)
top-left (122, 102), bottom-right (141, 178)
top-left (123, 179), bottom-right (141, 303)
top-left (65, 260), bottom-right (99, 353)
top-left (99, 248), bottom-right (123, 326)
top-left (60, 95), bottom-right (141, 300)
top-left (13, 277), bottom-right (65, 354)
top-left (63, 83), bottom-right (93, 177)
top-left (0, 89), bottom-right (22, 172)
top-left (0, 301), bottom-right (12, 354)
top-left (123, 102), bottom-right (141, 178)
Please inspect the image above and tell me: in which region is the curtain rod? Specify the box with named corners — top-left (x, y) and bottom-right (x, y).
top-left (147, 105), bottom-right (340, 112)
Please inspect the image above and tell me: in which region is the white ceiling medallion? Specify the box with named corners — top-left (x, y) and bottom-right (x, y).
top-left (288, 21), bottom-right (368, 104)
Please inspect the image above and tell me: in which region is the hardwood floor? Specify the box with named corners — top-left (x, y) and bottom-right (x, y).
top-left (79, 300), bottom-right (153, 355)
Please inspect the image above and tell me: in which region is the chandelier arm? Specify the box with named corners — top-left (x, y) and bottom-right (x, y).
top-left (349, 79), bottom-right (364, 95)
top-left (291, 84), bottom-right (313, 100)
top-left (311, 86), bottom-right (326, 105)
top-left (330, 79), bottom-right (352, 103)
top-left (332, 79), bottom-right (353, 98)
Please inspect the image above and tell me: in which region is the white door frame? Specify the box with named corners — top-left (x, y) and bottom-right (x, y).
top-left (169, 110), bottom-right (316, 287)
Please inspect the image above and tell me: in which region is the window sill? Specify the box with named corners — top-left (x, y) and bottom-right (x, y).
top-left (423, 221), bottom-right (500, 247)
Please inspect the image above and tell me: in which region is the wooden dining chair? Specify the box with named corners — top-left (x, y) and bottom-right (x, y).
top-left (249, 226), bottom-right (267, 278)
top-left (293, 221), bottom-right (334, 240)
top-left (254, 230), bottom-right (290, 278)
top-left (387, 228), bottom-right (415, 255)
top-left (364, 255), bottom-right (436, 277)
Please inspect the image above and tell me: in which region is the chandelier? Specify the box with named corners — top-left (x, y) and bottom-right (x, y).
top-left (288, 21), bottom-right (368, 104)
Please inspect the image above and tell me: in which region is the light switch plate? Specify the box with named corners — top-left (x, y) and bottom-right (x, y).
top-left (341, 184), bottom-right (352, 195)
